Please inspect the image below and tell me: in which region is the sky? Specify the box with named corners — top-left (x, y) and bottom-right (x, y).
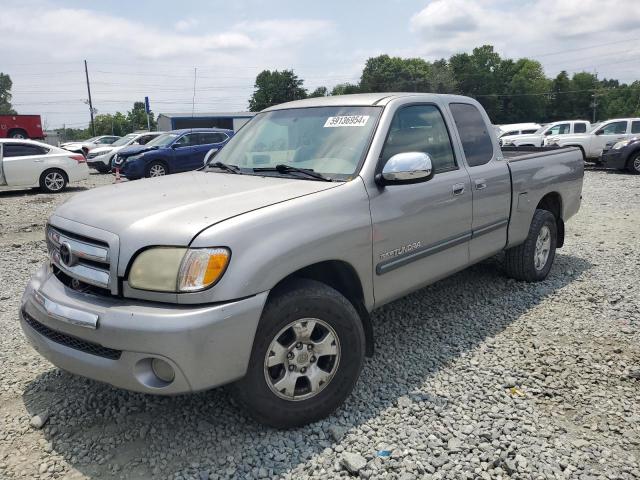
top-left (1, 0), bottom-right (639, 129)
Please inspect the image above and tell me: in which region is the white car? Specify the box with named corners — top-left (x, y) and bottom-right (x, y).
top-left (545, 118), bottom-right (640, 160)
top-left (60, 135), bottom-right (121, 156)
top-left (495, 123), bottom-right (541, 140)
top-left (501, 120), bottom-right (591, 147)
top-left (86, 132), bottom-right (164, 173)
top-left (0, 139), bottom-right (89, 193)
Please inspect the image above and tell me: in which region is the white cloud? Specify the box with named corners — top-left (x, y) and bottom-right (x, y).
top-left (410, 0), bottom-right (640, 79)
top-left (174, 18), bottom-right (199, 32)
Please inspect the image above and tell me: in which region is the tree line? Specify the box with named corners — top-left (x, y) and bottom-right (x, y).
top-left (248, 45), bottom-right (640, 124)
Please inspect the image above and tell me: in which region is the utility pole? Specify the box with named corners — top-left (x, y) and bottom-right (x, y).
top-left (591, 93), bottom-right (598, 123)
top-left (84, 60), bottom-right (95, 136)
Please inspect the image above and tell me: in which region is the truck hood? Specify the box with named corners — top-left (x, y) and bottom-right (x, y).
top-left (51, 170), bottom-right (341, 258)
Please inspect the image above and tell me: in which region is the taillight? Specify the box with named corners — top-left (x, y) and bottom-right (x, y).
top-left (71, 154), bottom-right (86, 163)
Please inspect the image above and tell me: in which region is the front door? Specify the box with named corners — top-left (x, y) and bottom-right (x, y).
top-left (449, 103), bottom-right (511, 263)
top-left (1, 142), bottom-right (48, 186)
top-left (169, 133), bottom-right (197, 172)
top-left (590, 120), bottom-right (629, 157)
top-left (369, 104), bottom-right (472, 306)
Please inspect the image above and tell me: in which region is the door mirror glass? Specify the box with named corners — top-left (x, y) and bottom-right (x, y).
top-left (376, 152), bottom-right (433, 186)
top-left (595, 129), bottom-right (604, 136)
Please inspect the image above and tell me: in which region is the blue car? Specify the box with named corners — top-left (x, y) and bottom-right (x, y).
top-left (112, 128), bottom-right (233, 179)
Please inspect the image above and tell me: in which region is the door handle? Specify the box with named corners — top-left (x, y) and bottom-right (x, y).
top-left (474, 179), bottom-right (487, 190)
top-left (34, 159), bottom-right (44, 163)
top-left (452, 183), bottom-right (465, 196)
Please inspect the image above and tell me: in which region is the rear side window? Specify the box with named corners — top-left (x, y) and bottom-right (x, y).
top-left (3, 143), bottom-right (48, 157)
top-left (199, 132), bottom-right (228, 144)
top-left (631, 121), bottom-right (640, 134)
top-left (381, 104), bottom-right (457, 174)
top-left (574, 123), bottom-right (587, 133)
top-left (449, 103), bottom-right (494, 167)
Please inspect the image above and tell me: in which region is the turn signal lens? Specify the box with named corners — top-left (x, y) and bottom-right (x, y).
top-left (178, 248), bottom-right (230, 292)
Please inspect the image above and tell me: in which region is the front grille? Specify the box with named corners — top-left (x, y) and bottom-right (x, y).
top-left (23, 311), bottom-right (122, 360)
top-left (46, 225), bottom-right (112, 291)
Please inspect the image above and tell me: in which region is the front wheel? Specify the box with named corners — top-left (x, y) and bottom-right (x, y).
top-left (146, 161), bottom-right (167, 178)
top-left (627, 153), bottom-right (640, 174)
top-left (504, 209), bottom-right (557, 282)
top-left (232, 279), bottom-right (365, 428)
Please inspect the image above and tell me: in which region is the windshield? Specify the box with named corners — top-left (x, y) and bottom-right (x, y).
top-left (111, 134), bottom-right (137, 147)
top-left (209, 106), bottom-right (382, 180)
top-left (146, 133), bottom-right (179, 147)
top-left (589, 122), bottom-right (603, 133)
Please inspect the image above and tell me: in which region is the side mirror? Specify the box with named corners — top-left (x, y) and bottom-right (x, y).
top-left (544, 130), bottom-right (551, 136)
top-left (171, 143), bottom-right (181, 149)
top-left (204, 148), bottom-right (219, 165)
top-left (375, 152), bottom-right (433, 186)
top-left (595, 130), bottom-right (604, 136)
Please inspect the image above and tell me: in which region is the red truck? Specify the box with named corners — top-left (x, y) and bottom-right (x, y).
top-left (0, 114), bottom-right (44, 139)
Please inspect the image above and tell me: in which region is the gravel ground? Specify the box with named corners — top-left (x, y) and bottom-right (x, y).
top-left (0, 170), bottom-right (638, 480)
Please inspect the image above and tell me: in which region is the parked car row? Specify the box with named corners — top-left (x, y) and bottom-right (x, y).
top-left (544, 117), bottom-right (640, 163)
top-left (500, 120), bottom-right (591, 147)
top-left (86, 131), bottom-right (164, 173)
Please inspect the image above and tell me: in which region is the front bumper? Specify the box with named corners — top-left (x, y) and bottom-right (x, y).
top-left (87, 156), bottom-right (111, 170)
top-left (599, 149), bottom-right (626, 169)
top-left (20, 264), bottom-right (268, 394)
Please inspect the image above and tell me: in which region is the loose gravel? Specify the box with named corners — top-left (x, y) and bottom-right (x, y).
top-left (0, 170), bottom-right (638, 479)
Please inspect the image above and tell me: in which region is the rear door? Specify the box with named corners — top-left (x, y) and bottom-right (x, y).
top-left (449, 102), bottom-right (511, 263)
top-left (190, 132), bottom-right (230, 169)
top-left (1, 142), bottom-right (50, 186)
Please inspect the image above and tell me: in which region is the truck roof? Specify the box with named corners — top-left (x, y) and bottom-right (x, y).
top-left (262, 92), bottom-right (475, 111)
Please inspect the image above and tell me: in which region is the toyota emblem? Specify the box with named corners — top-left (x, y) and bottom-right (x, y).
top-left (59, 242), bottom-right (74, 266)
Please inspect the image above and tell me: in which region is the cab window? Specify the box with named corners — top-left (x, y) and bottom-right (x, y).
top-left (449, 103), bottom-right (494, 167)
top-left (381, 105), bottom-right (457, 174)
top-left (599, 121), bottom-right (627, 135)
top-left (574, 123), bottom-right (587, 133)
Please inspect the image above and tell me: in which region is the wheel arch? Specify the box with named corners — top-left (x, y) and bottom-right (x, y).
top-left (269, 260), bottom-right (374, 357)
top-left (7, 128), bottom-right (28, 138)
top-left (147, 157), bottom-right (170, 173)
top-left (536, 192), bottom-right (564, 247)
top-left (564, 144), bottom-right (586, 160)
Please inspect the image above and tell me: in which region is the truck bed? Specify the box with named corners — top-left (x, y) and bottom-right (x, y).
top-left (502, 145), bottom-right (584, 248)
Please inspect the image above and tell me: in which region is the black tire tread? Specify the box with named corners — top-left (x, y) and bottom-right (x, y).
top-left (39, 168), bottom-right (68, 193)
top-left (232, 278), bottom-right (365, 429)
top-left (504, 209), bottom-right (556, 282)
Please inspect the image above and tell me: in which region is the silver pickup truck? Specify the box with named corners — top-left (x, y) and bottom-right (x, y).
top-left (20, 93), bottom-right (583, 428)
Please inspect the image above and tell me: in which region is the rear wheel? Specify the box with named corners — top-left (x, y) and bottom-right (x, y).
top-left (232, 279), bottom-right (365, 428)
top-left (39, 169), bottom-right (67, 193)
top-left (627, 152), bottom-right (640, 174)
top-left (504, 209), bottom-right (557, 282)
top-left (146, 161), bottom-right (167, 178)
top-left (9, 129), bottom-right (27, 139)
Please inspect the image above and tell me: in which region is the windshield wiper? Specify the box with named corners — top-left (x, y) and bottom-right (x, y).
top-left (253, 164), bottom-right (333, 182)
top-left (208, 161), bottom-right (242, 174)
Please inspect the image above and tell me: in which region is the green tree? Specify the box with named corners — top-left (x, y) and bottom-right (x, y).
top-left (548, 71), bottom-right (573, 121)
top-left (359, 55), bottom-right (456, 93)
top-left (500, 58), bottom-right (550, 123)
top-left (127, 101), bottom-right (156, 131)
top-left (308, 86), bottom-right (329, 98)
top-left (248, 70), bottom-right (307, 111)
top-left (0, 72), bottom-right (17, 114)
top-left (330, 83), bottom-right (360, 95)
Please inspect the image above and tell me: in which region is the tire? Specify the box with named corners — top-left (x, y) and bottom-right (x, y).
top-left (145, 161), bottom-right (168, 178)
top-left (232, 279), bottom-right (365, 428)
top-left (504, 209), bottom-right (557, 282)
top-left (39, 169), bottom-right (68, 193)
top-left (627, 152), bottom-right (640, 174)
top-left (8, 129), bottom-right (27, 139)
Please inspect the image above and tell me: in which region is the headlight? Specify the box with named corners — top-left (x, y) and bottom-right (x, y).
top-left (128, 247), bottom-right (230, 292)
top-left (503, 140), bottom-right (514, 146)
top-left (612, 140), bottom-right (629, 150)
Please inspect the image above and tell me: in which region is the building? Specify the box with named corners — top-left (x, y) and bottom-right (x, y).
top-left (157, 112), bottom-right (256, 132)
